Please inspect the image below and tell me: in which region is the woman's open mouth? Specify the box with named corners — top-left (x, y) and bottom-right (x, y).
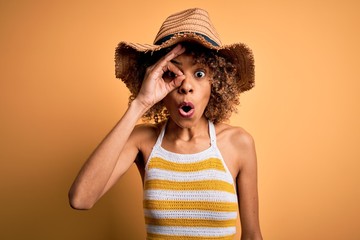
top-left (178, 102), bottom-right (195, 118)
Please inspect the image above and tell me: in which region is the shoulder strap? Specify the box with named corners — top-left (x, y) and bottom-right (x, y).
top-left (208, 120), bottom-right (217, 146)
top-left (154, 121), bottom-right (167, 148)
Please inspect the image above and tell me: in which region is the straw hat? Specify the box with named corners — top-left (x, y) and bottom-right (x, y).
top-left (115, 8), bottom-right (255, 92)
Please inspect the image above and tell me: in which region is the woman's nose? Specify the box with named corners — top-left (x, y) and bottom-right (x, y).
top-left (178, 77), bottom-right (193, 94)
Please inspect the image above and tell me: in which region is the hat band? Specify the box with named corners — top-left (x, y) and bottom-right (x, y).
top-left (154, 32), bottom-right (220, 47)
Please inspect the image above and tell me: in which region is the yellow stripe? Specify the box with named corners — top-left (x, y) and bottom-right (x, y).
top-left (147, 157), bottom-right (226, 172)
top-left (147, 232), bottom-right (235, 240)
top-left (143, 200), bottom-right (238, 212)
top-left (144, 179), bottom-right (235, 194)
top-left (145, 217), bottom-right (236, 228)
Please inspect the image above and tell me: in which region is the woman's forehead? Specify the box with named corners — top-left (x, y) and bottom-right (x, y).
top-left (172, 53), bottom-right (206, 68)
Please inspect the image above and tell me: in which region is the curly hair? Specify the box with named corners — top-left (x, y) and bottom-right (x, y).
top-left (123, 42), bottom-right (241, 124)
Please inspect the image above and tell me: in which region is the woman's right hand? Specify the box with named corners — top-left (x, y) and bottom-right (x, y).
top-left (135, 44), bottom-right (186, 109)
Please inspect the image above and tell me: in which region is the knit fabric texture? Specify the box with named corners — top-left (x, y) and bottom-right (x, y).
top-left (143, 121), bottom-right (238, 239)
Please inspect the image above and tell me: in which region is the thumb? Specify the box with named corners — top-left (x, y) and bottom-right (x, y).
top-left (168, 75), bottom-right (185, 90)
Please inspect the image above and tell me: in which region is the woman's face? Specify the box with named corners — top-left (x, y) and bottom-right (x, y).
top-left (162, 53), bottom-right (211, 128)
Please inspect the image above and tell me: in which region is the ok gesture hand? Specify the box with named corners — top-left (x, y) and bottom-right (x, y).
top-left (136, 44), bottom-right (186, 109)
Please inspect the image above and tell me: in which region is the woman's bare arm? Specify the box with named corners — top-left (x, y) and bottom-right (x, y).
top-left (68, 44), bottom-right (186, 210)
top-left (68, 100), bottom-right (148, 210)
top-left (236, 131), bottom-right (263, 240)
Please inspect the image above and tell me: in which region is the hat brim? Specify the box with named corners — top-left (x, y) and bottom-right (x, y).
top-left (115, 33), bottom-right (254, 92)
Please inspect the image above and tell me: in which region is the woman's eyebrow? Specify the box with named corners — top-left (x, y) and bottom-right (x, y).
top-left (170, 59), bottom-right (182, 66)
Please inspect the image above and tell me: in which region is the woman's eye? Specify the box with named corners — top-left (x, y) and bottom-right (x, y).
top-left (163, 71), bottom-right (176, 79)
top-left (194, 70), bottom-right (206, 78)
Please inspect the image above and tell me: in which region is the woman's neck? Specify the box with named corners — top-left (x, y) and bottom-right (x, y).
top-left (165, 117), bottom-right (209, 142)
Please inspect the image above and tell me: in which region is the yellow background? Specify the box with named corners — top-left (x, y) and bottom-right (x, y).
top-left (1, 0), bottom-right (359, 239)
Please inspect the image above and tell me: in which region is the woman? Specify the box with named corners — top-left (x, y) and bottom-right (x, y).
top-left (69, 8), bottom-right (263, 240)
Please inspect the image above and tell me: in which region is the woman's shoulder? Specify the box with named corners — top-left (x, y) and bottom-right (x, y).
top-left (132, 121), bottom-right (165, 141)
top-left (130, 122), bottom-right (166, 158)
top-left (214, 122), bottom-right (255, 150)
top-left (214, 122), bottom-right (256, 174)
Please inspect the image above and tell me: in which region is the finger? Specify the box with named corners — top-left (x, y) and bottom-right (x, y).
top-left (164, 44), bottom-right (186, 61)
top-left (165, 61), bottom-right (183, 77)
top-left (146, 44), bottom-right (185, 80)
top-left (167, 75), bottom-right (186, 90)
top-left (155, 44), bottom-right (185, 72)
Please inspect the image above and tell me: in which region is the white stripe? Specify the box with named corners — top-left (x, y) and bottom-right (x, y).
top-left (145, 168), bottom-right (233, 184)
top-left (147, 225), bottom-right (236, 237)
top-left (154, 149), bottom-right (218, 163)
top-left (144, 189), bottom-right (238, 202)
top-left (144, 209), bottom-right (238, 220)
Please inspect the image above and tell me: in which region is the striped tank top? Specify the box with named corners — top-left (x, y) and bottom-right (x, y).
top-left (143, 121), bottom-right (238, 239)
